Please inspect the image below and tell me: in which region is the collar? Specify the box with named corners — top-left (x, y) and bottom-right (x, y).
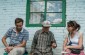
top-left (40, 29), bottom-right (49, 34)
top-left (13, 27), bottom-right (24, 33)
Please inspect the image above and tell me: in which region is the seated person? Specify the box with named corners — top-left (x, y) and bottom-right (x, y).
top-left (2, 18), bottom-right (29, 55)
top-left (63, 21), bottom-right (84, 55)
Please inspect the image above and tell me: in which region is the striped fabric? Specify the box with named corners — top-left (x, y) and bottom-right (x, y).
top-left (4, 27), bottom-right (29, 46)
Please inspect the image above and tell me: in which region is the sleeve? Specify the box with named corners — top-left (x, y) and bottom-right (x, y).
top-left (50, 32), bottom-right (57, 45)
top-left (4, 28), bottom-right (13, 38)
top-left (30, 31), bottom-right (38, 54)
top-left (23, 31), bottom-right (29, 42)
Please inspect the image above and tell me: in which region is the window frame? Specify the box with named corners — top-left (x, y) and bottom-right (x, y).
top-left (26, 0), bottom-right (66, 27)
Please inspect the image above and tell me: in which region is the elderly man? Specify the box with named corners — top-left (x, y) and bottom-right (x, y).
top-left (30, 20), bottom-right (57, 55)
top-left (2, 18), bottom-right (29, 55)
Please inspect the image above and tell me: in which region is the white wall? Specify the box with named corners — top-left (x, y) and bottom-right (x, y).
top-left (0, 0), bottom-right (85, 55)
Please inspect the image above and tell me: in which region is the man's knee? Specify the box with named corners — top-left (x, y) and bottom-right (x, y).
top-left (11, 47), bottom-right (24, 53)
top-left (8, 47), bottom-right (25, 55)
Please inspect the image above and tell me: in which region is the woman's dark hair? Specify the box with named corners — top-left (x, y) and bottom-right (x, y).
top-left (67, 20), bottom-right (80, 31)
top-left (15, 18), bottom-right (24, 24)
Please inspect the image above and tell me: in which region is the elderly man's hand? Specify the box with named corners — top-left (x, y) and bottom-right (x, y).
top-left (51, 43), bottom-right (57, 48)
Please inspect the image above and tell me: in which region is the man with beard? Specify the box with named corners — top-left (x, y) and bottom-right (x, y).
top-left (2, 18), bottom-right (29, 55)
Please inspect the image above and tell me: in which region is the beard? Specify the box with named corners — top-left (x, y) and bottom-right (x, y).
top-left (16, 27), bottom-right (22, 32)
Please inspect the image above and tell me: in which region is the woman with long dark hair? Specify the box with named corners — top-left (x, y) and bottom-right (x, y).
top-left (63, 21), bottom-right (84, 55)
